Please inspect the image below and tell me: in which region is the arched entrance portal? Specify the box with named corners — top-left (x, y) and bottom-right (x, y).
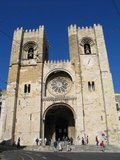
top-left (44, 105), bottom-right (75, 141)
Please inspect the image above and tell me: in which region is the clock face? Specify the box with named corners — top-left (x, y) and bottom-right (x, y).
top-left (48, 76), bottom-right (72, 96)
top-left (83, 57), bottom-right (95, 67)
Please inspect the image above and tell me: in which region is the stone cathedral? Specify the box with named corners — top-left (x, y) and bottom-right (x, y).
top-left (2, 24), bottom-right (120, 145)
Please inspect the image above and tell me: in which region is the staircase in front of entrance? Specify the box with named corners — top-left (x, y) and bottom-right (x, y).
top-left (24, 144), bottom-right (120, 152)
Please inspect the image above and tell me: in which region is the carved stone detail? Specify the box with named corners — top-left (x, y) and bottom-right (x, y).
top-left (48, 76), bottom-right (72, 96)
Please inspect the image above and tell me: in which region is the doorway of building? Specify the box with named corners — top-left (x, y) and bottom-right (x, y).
top-left (55, 118), bottom-right (68, 140)
top-left (44, 104), bottom-right (75, 141)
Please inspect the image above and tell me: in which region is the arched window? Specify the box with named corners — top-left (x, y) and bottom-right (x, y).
top-left (28, 48), bottom-right (34, 59)
top-left (80, 37), bottom-right (94, 55)
top-left (84, 43), bottom-right (91, 54)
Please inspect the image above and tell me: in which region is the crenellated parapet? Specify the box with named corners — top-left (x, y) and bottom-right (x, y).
top-left (13, 25), bottom-right (45, 40)
top-left (68, 24), bottom-right (102, 36)
top-left (44, 59), bottom-right (70, 64)
top-left (15, 25), bottom-right (44, 33)
top-left (44, 59), bottom-right (71, 73)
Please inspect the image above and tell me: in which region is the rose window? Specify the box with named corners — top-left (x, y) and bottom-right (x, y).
top-left (48, 76), bottom-right (72, 96)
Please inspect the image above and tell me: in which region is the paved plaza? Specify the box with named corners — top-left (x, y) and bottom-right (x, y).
top-left (0, 144), bottom-right (120, 160)
top-left (1, 150), bottom-right (120, 160)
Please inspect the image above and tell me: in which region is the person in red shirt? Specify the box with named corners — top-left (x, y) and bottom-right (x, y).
top-left (100, 141), bottom-right (105, 152)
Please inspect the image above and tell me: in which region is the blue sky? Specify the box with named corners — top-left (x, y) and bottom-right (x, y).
top-left (0, 0), bottom-right (120, 91)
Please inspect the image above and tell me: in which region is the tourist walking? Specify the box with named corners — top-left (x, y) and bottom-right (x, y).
top-left (58, 141), bottom-right (62, 151)
top-left (67, 139), bottom-right (71, 151)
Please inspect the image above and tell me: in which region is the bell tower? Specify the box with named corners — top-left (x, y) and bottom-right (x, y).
top-left (68, 24), bottom-right (119, 145)
top-left (4, 26), bottom-right (48, 144)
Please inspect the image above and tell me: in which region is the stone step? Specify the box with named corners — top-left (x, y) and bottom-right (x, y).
top-left (24, 145), bottom-right (120, 152)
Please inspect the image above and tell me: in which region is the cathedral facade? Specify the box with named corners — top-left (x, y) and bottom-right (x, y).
top-left (2, 24), bottom-right (120, 145)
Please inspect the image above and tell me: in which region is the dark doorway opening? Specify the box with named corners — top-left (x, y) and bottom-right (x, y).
top-left (55, 119), bottom-right (68, 140)
top-left (44, 105), bottom-right (75, 141)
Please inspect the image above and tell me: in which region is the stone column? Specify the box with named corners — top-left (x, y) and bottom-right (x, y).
top-left (42, 118), bottom-right (45, 144)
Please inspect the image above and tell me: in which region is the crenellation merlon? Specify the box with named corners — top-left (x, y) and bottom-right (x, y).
top-left (93, 24), bottom-right (103, 36)
top-left (35, 29), bottom-right (39, 32)
top-left (15, 27), bottom-right (23, 31)
top-left (89, 26), bottom-right (92, 29)
top-left (14, 27), bottom-right (23, 38)
top-left (68, 24), bottom-right (77, 36)
top-left (94, 23), bottom-right (102, 28)
top-left (39, 25), bottom-right (44, 31)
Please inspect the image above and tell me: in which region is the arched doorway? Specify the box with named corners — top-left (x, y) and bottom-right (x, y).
top-left (44, 105), bottom-right (75, 141)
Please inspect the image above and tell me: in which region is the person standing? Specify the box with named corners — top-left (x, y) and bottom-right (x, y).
top-left (77, 136), bottom-right (80, 145)
top-left (95, 136), bottom-right (99, 146)
top-left (17, 137), bottom-right (20, 149)
top-left (70, 137), bottom-right (73, 145)
top-left (35, 138), bottom-right (39, 146)
top-left (39, 138), bottom-right (42, 146)
top-left (44, 137), bottom-right (47, 145)
top-left (81, 137), bottom-right (85, 145)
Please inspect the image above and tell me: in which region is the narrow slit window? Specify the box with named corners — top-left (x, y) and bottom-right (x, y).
top-left (30, 114), bottom-right (32, 120)
top-left (88, 81), bottom-right (91, 91)
top-left (24, 84), bottom-right (27, 93)
top-left (0, 106), bottom-right (1, 117)
top-left (101, 116), bottom-right (103, 121)
top-left (116, 103), bottom-right (119, 111)
top-left (28, 84), bottom-right (31, 93)
top-left (92, 81), bottom-right (95, 91)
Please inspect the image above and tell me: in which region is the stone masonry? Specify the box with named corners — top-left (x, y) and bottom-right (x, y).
top-left (1, 24), bottom-right (120, 146)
